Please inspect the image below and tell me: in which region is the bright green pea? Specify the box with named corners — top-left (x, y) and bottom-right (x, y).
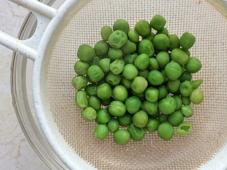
top-left (190, 88), bottom-right (204, 104)
top-left (158, 122), bottom-right (174, 140)
top-left (180, 72), bottom-right (192, 82)
top-left (97, 83), bottom-right (112, 100)
top-left (182, 96), bottom-right (191, 105)
top-left (108, 119), bottom-right (119, 132)
top-left (156, 51), bottom-right (170, 68)
top-left (159, 114), bottom-right (168, 122)
top-left (98, 58), bottom-right (110, 73)
top-left (180, 32), bottom-right (196, 50)
top-left (191, 80), bottom-right (203, 89)
top-left (159, 96), bottom-right (176, 115)
top-left (119, 114), bottom-right (132, 126)
top-left (173, 96), bottom-right (182, 110)
top-left (81, 107), bottom-right (96, 121)
top-left (77, 44), bottom-right (95, 62)
top-left (147, 119), bottom-right (159, 132)
top-left (128, 29), bottom-right (139, 43)
top-left (145, 88), bottom-right (159, 102)
top-left (150, 15), bottom-right (166, 31)
top-left (109, 101), bottom-right (126, 117)
top-left (94, 124), bottom-right (109, 140)
top-left (113, 85), bottom-right (128, 101)
top-left (124, 53), bottom-right (138, 64)
top-left (148, 70), bottom-right (164, 86)
top-left (158, 85), bottom-right (168, 99)
top-left (168, 111), bottom-right (184, 126)
top-left (131, 76), bottom-right (148, 94)
top-left (138, 39), bottom-right (154, 56)
top-left (180, 81), bottom-right (193, 97)
top-left (142, 101), bottom-right (158, 116)
top-left (150, 58), bottom-right (159, 70)
top-left (87, 65), bottom-right (104, 82)
top-left (169, 34), bottom-right (180, 49)
top-left (167, 80), bottom-right (180, 93)
top-left (133, 111), bottom-right (149, 128)
top-left (121, 78), bottom-right (131, 88)
top-left (101, 26), bottom-right (112, 41)
top-left (123, 64), bottom-right (138, 80)
top-left (94, 40), bottom-right (109, 56)
top-left (74, 60), bottom-right (89, 76)
top-left (135, 20), bottom-right (151, 37)
top-left (128, 124), bottom-right (145, 141)
top-left (181, 105), bottom-right (193, 117)
top-left (76, 91), bottom-right (88, 108)
top-left (176, 122), bottom-right (192, 136)
top-left (108, 30), bottom-right (128, 48)
top-left (110, 59), bottom-right (125, 75)
top-left (72, 76), bottom-right (87, 90)
top-left (153, 34), bottom-right (170, 50)
top-left (105, 73), bottom-right (121, 86)
top-left (139, 70), bottom-right (149, 79)
top-left (122, 40), bottom-right (137, 55)
top-left (113, 19), bottom-right (129, 34)
top-left (88, 96), bottom-right (101, 110)
top-left (85, 85), bottom-right (97, 96)
top-left (108, 48), bottom-right (123, 60)
top-left (186, 57), bottom-right (202, 73)
top-left (165, 61), bottom-right (183, 80)
top-left (171, 48), bottom-right (189, 65)
top-left (134, 54), bottom-right (150, 70)
top-left (96, 109), bottom-right (110, 124)
top-left (125, 96), bottom-right (141, 114)
top-left (114, 129), bottom-right (130, 145)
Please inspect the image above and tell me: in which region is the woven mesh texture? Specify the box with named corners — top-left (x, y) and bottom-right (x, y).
top-left (47, 0), bottom-right (227, 169)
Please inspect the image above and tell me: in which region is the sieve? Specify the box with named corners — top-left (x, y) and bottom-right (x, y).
top-left (1, 0), bottom-right (227, 169)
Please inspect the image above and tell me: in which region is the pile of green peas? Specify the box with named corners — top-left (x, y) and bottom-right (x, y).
top-left (72, 15), bottom-right (204, 144)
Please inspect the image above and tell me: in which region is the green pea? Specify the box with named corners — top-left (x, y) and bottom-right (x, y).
top-left (119, 114), bottom-right (132, 126)
top-left (77, 44), bottom-right (95, 62)
top-left (108, 119), bottom-right (119, 132)
top-left (114, 129), bottom-right (130, 145)
top-left (142, 101), bottom-right (158, 116)
top-left (167, 80), bottom-right (180, 93)
top-left (182, 96), bottom-right (191, 105)
top-left (108, 48), bottom-right (123, 60)
top-left (113, 19), bottom-right (129, 34)
top-left (150, 58), bottom-right (159, 70)
top-left (134, 54), bottom-right (150, 70)
top-left (108, 30), bottom-right (128, 48)
top-left (135, 20), bottom-right (151, 37)
top-left (87, 65), bottom-right (104, 82)
top-left (101, 26), bottom-right (112, 41)
top-left (186, 57), bottom-right (202, 73)
top-left (98, 58), bottom-right (110, 73)
top-left (121, 78), bottom-right (131, 88)
top-left (169, 34), bottom-right (180, 49)
top-left (76, 91), bottom-right (88, 108)
top-left (165, 61), bottom-right (183, 80)
top-left (81, 107), bottom-right (96, 121)
top-left (191, 80), bottom-right (203, 89)
top-left (159, 114), bottom-right (168, 123)
top-left (124, 53), bottom-right (137, 64)
top-left (133, 111), bottom-right (149, 128)
top-left (173, 96), bottom-right (182, 110)
top-left (148, 70), bottom-right (164, 86)
top-left (128, 29), bottom-right (139, 43)
top-left (97, 83), bottom-right (112, 100)
top-left (168, 111), bottom-right (184, 126)
top-left (85, 85), bottom-right (97, 96)
top-left (158, 85), bottom-right (168, 99)
top-left (180, 81), bottom-right (193, 97)
top-left (159, 27), bottom-right (169, 35)
top-left (145, 88), bottom-right (159, 102)
top-left (105, 73), bottom-right (121, 86)
top-left (147, 119), bottom-right (159, 132)
top-left (156, 51), bottom-right (170, 68)
top-left (150, 15), bottom-right (166, 31)
top-left (171, 48), bottom-right (189, 65)
top-left (138, 39), bottom-right (154, 56)
top-left (181, 105), bottom-right (193, 117)
top-left (74, 60), bottom-right (89, 76)
top-left (190, 88), bottom-right (204, 104)
top-left (159, 96), bottom-right (176, 115)
top-left (72, 76), bottom-right (88, 90)
top-left (128, 124), bottom-right (145, 141)
top-left (122, 40), bottom-right (137, 55)
top-left (123, 64), bottom-right (138, 80)
top-left (110, 59), bottom-right (125, 75)
top-left (125, 96), bottom-right (141, 114)
top-left (94, 124), bottom-right (109, 140)
top-left (88, 96), bottom-right (101, 110)
top-left (176, 122), bottom-right (192, 136)
top-left (158, 122), bottom-right (173, 140)
top-left (109, 101), bottom-right (126, 117)
top-left (131, 76), bottom-right (148, 94)
top-left (113, 85), bottom-right (128, 101)
top-left (180, 32), bottom-right (196, 50)
top-left (180, 72), bottom-right (192, 82)
top-left (94, 40), bottom-right (109, 56)
top-left (153, 34), bottom-right (170, 50)
top-left (96, 109), bottom-right (111, 124)
top-left (139, 70), bottom-right (149, 79)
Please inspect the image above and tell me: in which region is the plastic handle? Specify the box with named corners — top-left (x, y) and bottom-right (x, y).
top-left (0, 0), bottom-right (57, 60)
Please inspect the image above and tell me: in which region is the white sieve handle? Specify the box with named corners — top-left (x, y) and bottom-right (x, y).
top-left (0, 0), bottom-right (57, 60)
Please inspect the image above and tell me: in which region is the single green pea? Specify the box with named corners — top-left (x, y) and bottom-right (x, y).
top-left (74, 60), bottom-right (89, 76)
top-left (156, 51), bottom-right (170, 68)
top-left (113, 85), bottom-right (128, 101)
top-left (128, 124), bottom-right (145, 141)
top-left (108, 30), bottom-right (128, 48)
top-left (77, 44), bottom-right (95, 62)
top-left (109, 101), bottom-right (126, 117)
top-left (133, 110), bottom-right (149, 128)
top-left (134, 54), bottom-right (150, 70)
top-left (94, 40), bottom-right (109, 56)
top-left (87, 65), bottom-right (104, 82)
top-left (122, 40), bottom-right (137, 55)
top-left (165, 61), bottom-right (183, 80)
top-left (113, 19), bottom-right (129, 34)
top-left (181, 105), bottom-right (193, 117)
top-left (180, 32), bottom-right (196, 50)
top-left (180, 81), bottom-right (193, 97)
top-left (105, 73), bottom-right (121, 86)
top-left (158, 122), bottom-right (173, 140)
top-left (186, 57), bottom-right (202, 73)
top-left (123, 64), bottom-right (138, 80)
top-left (125, 96), bottom-right (142, 114)
top-left (98, 58), bottom-right (110, 73)
top-left (190, 88), bottom-right (204, 104)
top-left (176, 122), bottom-right (192, 136)
top-left (108, 119), bottom-right (119, 132)
top-left (159, 96), bottom-right (176, 115)
top-left (168, 111), bottom-right (184, 126)
top-left (173, 96), bottom-right (182, 110)
top-left (97, 83), bottom-right (112, 100)
top-left (169, 34), bottom-right (180, 49)
top-left (135, 20), bottom-right (151, 37)
top-left (159, 114), bottom-right (168, 123)
top-left (145, 88), bottom-right (159, 102)
top-left (147, 119), bottom-right (159, 132)
top-left (153, 34), bottom-right (170, 50)
top-left (101, 26), bottom-right (113, 41)
top-left (108, 48), bottom-right (123, 60)
top-left (139, 70), bottom-right (149, 79)
top-left (81, 107), bottom-right (96, 121)
top-left (88, 96), bottom-right (101, 110)
top-left (124, 53), bottom-right (138, 64)
top-left (94, 124), bottom-right (109, 140)
top-left (159, 27), bottom-right (169, 35)
top-left (171, 48), bottom-right (189, 65)
top-left (96, 109), bottom-right (111, 124)
top-left (138, 39), bottom-right (154, 57)
top-left (180, 72), bottom-right (192, 82)
top-left (148, 70), bottom-right (164, 86)
top-left (76, 91), bottom-right (88, 108)
top-left (150, 58), bottom-right (159, 70)
top-left (85, 85), bottom-right (97, 96)
top-left (72, 76), bottom-right (87, 90)
top-left (191, 80), bottom-right (203, 89)
top-left (150, 15), bottom-right (166, 31)
top-left (142, 101), bottom-right (158, 116)
top-left (110, 59), bottom-right (125, 75)
top-left (121, 78), bottom-right (131, 88)
top-left (182, 96), bottom-right (191, 105)
top-left (119, 114), bottom-right (132, 126)
top-left (131, 76), bottom-right (148, 94)
top-left (158, 85), bottom-right (168, 99)
top-left (114, 129), bottom-right (130, 145)
top-left (167, 80), bottom-right (180, 93)
top-left (128, 29), bottom-right (139, 43)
